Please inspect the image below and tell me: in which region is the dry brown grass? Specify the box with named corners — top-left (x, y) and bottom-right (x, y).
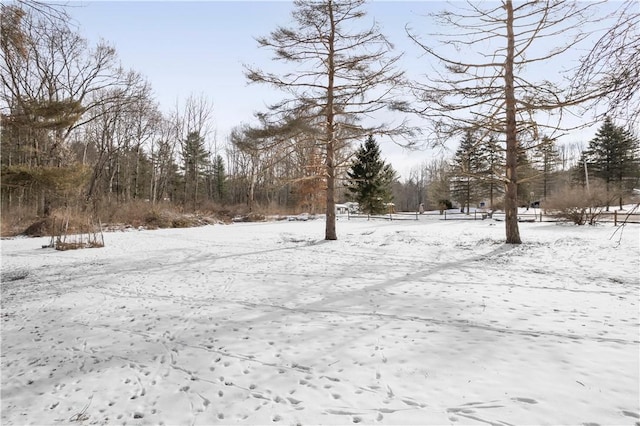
top-left (1, 205), bottom-right (40, 237)
top-left (1, 197), bottom-right (303, 238)
top-left (1, 200), bottom-right (238, 238)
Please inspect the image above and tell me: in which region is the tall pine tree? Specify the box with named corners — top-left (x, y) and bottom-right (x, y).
top-left (208, 154), bottom-right (226, 203)
top-left (479, 136), bottom-right (504, 211)
top-left (582, 117), bottom-right (639, 210)
top-left (531, 136), bottom-right (560, 200)
top-left (181, 131), bottom-right (209, 210)
top-left (346, 135), bottom-right (396, 215)
top-left (451, 131), bottom-right (487, 213)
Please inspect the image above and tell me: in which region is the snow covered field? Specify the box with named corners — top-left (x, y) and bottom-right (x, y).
top-left (2, 216), bottom-right (639, 425)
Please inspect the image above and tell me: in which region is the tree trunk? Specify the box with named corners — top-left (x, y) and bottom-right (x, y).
top-left (504, 0), bottom-right (522, 244)
top-left (325, 139), bottom-right (337, 240)
top-left (133, 146), bottom-right (140, 200)
top-left (490, 181), bottom-right (494, 211)
top-left (248, 169), bottom-right (256, 213)
top-left (466, 177), bottom-right (471, 215)
top-left (324, 0), bottom-right (337, 241)
top-left (42, 193), bottom-right (52, 217)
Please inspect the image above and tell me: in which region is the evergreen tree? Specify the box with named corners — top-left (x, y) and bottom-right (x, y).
top-left (582, 117), bottom-right (640, 209)
top-left (181, 131), bottom-right (209, 209)
top-left (515, 143), bottom-right (539, 208)
top-left (479, 136), bottom-right (504, 211)
top-left (211, 154), bottom-right (226, 202)
top-left (346, 135), bottom-right (396, 215)
top-left (451, 131), bottom-right (487, 213)
top-left (531, 136), bottom-right (561, 200)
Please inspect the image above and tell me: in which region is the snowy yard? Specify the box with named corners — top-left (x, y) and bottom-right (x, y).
top-left (1, 216), bottom-right (639, 425)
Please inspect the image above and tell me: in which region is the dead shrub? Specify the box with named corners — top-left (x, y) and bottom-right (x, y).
top-left (23, 218), bottom-right (54, 237)
top-left (6, 198), bottom-right (233, 237)
top-left (31, 216), bottom-right (106, 250)
top-left (544, 182), bottom-right (616, 225)
top-left (143, 210), bottom-right (172, 229)
top-left (22, 208), bottom-right (107, 237)
top-left (171, 216), bottom-right (196, 228)
top-left (1, 205), bottom-right (40, 237)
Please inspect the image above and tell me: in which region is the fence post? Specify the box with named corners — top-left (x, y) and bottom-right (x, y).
top-left (444, 210), bottom-right (447, 220)
top-left (614, 210), bottom-right (617, 226)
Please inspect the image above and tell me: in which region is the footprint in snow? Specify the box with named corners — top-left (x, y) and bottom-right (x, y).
top-left (621, 410), bottom-right (640, 419)
top-left (511, 397), bottom-right (538, 404)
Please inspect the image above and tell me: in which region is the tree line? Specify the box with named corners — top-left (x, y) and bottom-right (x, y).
top-left (0, 5), bottom-right (316, 220)
top-left (1, 0), bottom-right (638, 243)
top-left (391, 119), bottom-right (639, 215)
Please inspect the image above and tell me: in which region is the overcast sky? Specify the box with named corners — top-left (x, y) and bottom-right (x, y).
top-left (66, 1), bottom-right (618, 178)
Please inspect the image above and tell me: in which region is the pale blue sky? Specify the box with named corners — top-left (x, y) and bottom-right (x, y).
top-left (67, 1), bottom-right (445, 175)
top-left (65, 1), bottom-right (618, 177)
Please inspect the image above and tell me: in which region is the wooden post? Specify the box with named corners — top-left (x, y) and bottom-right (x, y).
top-left (614, 210), bottom-right (617, 226)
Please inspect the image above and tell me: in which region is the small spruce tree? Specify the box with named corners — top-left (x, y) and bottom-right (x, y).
top-left (346, 135), bottom-right (396, 215)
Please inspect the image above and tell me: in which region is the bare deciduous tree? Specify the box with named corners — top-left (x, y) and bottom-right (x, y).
top-left (245, 0), bottom-right (411, 240)
top-left (402, 0), bottom-right (601, 244)
top-left (80, 75), bottom-right (156, 204)
top-left (1, 6), bottom-right (139, 215)
top-left (149, 115), bottom-right (180, 204)
top-left (573, 0), bottom-right (640, 127)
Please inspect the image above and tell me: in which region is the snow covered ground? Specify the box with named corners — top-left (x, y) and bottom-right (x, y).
top-left (2, 215), bottom-right (639, 425)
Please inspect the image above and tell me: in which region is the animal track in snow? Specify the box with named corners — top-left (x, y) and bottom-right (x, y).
top-left (287, 396), bottom-right (301, 405)
top-left (511, 397), bottom-right (538, 404)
